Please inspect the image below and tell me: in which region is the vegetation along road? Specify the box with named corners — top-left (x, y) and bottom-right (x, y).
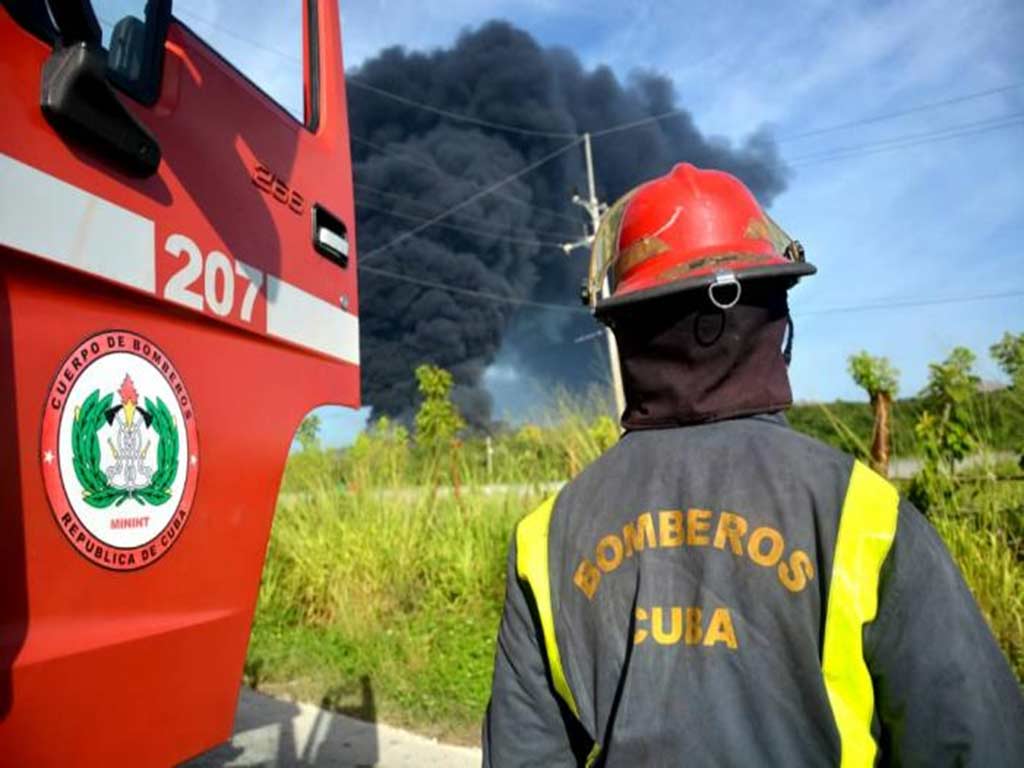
top-left (246, 341), bottom-right (1024, 748)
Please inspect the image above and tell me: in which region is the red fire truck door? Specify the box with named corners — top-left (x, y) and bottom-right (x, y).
top-left (0, 1), bottom-right (358, 764)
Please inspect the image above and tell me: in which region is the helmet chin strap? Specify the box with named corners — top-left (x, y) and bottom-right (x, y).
top-left (783, 315), bottom-right (794, 367)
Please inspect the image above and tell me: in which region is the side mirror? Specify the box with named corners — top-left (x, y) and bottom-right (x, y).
top-left (39, 0), bottom-right (171, 177)
top-left (40, 42), bottom-right (161, 177)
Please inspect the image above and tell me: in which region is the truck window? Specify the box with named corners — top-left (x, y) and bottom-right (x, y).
top-left (171, 2), bottom-right (307, 125)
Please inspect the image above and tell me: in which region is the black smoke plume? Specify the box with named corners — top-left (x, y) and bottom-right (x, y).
top-left (349, 21), bottom-right (788, 426)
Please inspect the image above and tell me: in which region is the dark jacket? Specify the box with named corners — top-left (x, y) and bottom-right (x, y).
top-left (482, 413), bottom-right (1024, 766)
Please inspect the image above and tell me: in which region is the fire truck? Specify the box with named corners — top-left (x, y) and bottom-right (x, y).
top-left (0, 1), bottom-right (358, 764)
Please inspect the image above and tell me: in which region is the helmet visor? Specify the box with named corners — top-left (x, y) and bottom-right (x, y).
top-left (761, 211), bottom-right (804, 264)
top-left (586, 187), bottom-right (638, 309)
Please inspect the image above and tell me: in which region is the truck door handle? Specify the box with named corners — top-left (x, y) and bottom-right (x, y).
top-left (312, 204), bottom-right (349, 268)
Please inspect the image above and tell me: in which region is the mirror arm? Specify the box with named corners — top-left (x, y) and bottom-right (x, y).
top-left (45, 0), bottom-right (102, 45)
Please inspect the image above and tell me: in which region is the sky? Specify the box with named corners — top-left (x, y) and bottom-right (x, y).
top-left (155, 0), bottom-right (1024, 446)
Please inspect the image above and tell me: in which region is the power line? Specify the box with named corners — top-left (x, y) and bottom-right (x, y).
top-left (359, 265), bottom-right (587, 313)
top-left (356, 182), bottom-right (579, 238)
top-left (360, 138), bottom-right (583, 262)
top-left (356, 200), bottom-right (565, 247)
top-left (352, 135), bottom-right (439, 172)
top-left (352, 136), bottom-right (585, 226)
top-left (547, 288), bottom-right (1024, 345)
top-left (587, 82), bottom-right (1024, 142)
top-left (792, 120), bottom-right (1024, 167)
top-left (553, 288), bottom-right (1024, 339)
top-left (174, 6), bottom-right (301, 63)
top-left (359, 262), bottom-right (1023, 337)
top-left (790, 112), bottom-right (1024, 161)
top-left (356, 183), bottom-right (577, 239)
top-left (794, 289), bottom-right (1024, 317)
top-left (572, 330), bottom-right (605, 344)
top-left (779, 83), bottom-right (1024, 142)
top-left (347, 78), bottom-right (580, 139)
top-left (790, 114), bottom-right (1024, 167)
top-left (589, 108), bottom-right (689, 138)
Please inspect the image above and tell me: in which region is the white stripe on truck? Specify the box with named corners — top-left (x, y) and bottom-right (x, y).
top-left (0, 154), bottom-right (359, 366)
top-left (267, 275), bottom-right (360, 364)
top-left (0, 153), bottom-right (155, 292)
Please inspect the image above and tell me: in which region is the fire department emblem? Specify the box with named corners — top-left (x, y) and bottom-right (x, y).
top-left (41, 331), bottom-right (199, 571)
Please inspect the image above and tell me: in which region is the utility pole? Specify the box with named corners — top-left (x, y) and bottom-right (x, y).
top-left (561, 132), bottom-right (627, 419)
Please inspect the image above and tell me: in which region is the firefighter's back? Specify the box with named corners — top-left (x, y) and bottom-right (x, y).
top-left (547, 413), bottom-right (847, 765)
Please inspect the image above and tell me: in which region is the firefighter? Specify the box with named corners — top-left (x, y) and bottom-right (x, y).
top-left (482, 163), bottom-right (1024, 766)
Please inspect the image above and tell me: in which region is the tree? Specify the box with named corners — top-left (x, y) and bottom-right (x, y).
top-left (923, 347), bottom-right (980, 422)
top-left (989, 331), bottom-right (1024, 470)
top-left (414, 364), bottom-right (466, 499)
top-left (847, 351), bottom-right (899, 476)
top-left (909, 347), bottom-right (980, 512)
top-left (414, 364), bottom-right (464, 448)
top-left (990, 331), bottom-right (1024, 390)
top-left (296, 413), bottom-right (321, 452)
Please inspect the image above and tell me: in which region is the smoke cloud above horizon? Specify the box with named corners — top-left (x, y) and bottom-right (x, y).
top-left (349, 21), bottom-right (789, 425)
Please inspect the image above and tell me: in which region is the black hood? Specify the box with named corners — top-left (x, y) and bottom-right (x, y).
top-left (608, 281), bottom-right (793, 430)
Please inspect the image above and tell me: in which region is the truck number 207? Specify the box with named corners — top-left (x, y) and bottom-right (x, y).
top-left (163, 234), bottom-right (263, 323)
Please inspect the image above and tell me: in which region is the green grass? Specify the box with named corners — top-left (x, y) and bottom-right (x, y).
top-left (247, 395), bottom-right (1023, 743)
top-left (929, 479), bottom-right (1023, 675)
top-left (246, 465), bottom-right (540, 742)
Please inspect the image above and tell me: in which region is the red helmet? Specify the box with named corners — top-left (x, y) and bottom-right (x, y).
top-left (586, 163), bottom-right (814, 317)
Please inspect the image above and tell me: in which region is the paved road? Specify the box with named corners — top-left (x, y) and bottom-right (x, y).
top-left (184, 688), bottom-right (481, 767)
top-left (889, 451), bottom-right (1017, 479)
